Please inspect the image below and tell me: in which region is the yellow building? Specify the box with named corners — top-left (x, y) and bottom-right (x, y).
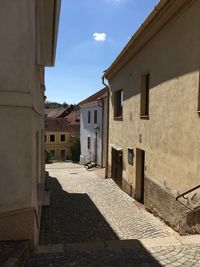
top-left (45, 118), bottom-right (71, 161)
top-left (104, 0), bottom-right (200, 234)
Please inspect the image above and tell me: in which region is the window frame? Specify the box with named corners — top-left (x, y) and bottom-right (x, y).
top-left (94, 110), bottom-right (97, 124)
top-left (50, 134), bottom-right (55, 142)
top-left (60, 134), bottom-right (65, 142)
top-left (88, 111), bottom-right (91, 124)
top-left (114, 89), bottom-right (123, 120)
top-left (87, 136), bottom-right (91, 150)
top-left (140, 73), bottom-right (150, 119)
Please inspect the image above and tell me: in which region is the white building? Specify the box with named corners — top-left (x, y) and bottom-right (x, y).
top-left (79, 88), bottom-right (108, 167)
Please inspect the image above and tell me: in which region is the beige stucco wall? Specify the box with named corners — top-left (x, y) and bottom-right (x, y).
top-left (108, 0), bottom-right (200, 197)
top-left (0, 0), bottom-right (55, 247)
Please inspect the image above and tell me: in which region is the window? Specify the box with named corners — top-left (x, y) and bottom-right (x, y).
top-left (94, 110), bottom-right (97, 124)
top-left (88, 111), bottom-right (91, 124)
top-left (45, 134), bottom-right (47, 143)
top-left (50, 134), bottom-right (55, 142)
top-left (87, 137), bottom-right (91, 150)
top-left (50, 150), bottom-right (55, 158)
top-left (114, 90), bottom-right (123, 118)
top-left (140, 73), bottom-right (150, 118)
top-left (60, 134), bottom-right (65, 142)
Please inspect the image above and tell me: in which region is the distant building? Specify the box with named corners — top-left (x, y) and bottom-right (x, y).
top-left (79, 88), bottom-right (108, 167)
top-left (65, 109), bottom-right (80, 125)
top-left (45, 107), bottom-right (69, 118)
top-left (104, 0), bottom-right (200, 234)
top-left (65, 108), bottom-right (80, 140)
top-left (45, 107), bottom-right (80, 161)
top-left (0, 0), bottom-right (61, 248)
top-left (45, 118), bottom-right (71, 161)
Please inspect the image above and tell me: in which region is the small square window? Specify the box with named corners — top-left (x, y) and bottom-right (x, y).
top-left (88, 111), bottom-right (91, 124)
top-left (94, 110), bottom-right (97, 124)
top-left (114, 90), bottom-right (123, 118)
top-left (50, 134), bottom-right (55, 142)
top-left (87, 137), bottom-right (91, 150)
top-left (60, 134), bottom-right (65, 142)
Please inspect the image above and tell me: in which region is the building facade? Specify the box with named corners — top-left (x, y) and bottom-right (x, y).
top-left (0, 0), bottom-right (61, 248)
top-left (79, 88), bottom-right (108, 167)
top-left (105, 0), bottom-right (200, 234)
top-left (45, 118), bottom-right (71, 161)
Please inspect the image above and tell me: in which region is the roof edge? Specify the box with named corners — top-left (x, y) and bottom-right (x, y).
top-left (51, 0), bottom-right (61, 66)
top-left (79, 87), bottom-right (107, 106)
top-left (104, 0), bottom-right (194, 80)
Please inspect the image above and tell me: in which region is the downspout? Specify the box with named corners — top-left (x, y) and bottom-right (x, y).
top-left (98, 98), bottom-right (104, 167)
top-left (102, 73), bottom-right (110, 178)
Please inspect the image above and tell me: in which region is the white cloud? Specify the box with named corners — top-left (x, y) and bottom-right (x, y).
top-left (93, 33), bottom-right (107, 42)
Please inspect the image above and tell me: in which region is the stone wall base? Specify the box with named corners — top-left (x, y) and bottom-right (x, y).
top-left (122, 178), bottom-right (132, 196)
top-left (144, 177), bottom-right (200, 235)
top-left (0, 207), bottom-right (40, 249)
top-left (79, 155), bottom-right (85, 165)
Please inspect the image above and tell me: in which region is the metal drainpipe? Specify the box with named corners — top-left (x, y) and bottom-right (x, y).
top-left (98, 97), bottom-right (104, 168)
top-left (95, 130), bottom-right (98, 166)
top-left (102, 74), bottom-right (109, 178)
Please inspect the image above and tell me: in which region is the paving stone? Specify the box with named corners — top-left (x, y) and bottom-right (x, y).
top-left (26, 163), bottom-right (200, 267)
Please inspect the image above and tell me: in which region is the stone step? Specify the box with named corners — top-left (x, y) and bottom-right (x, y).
top-left (0, 240), bottom-right (29, 267)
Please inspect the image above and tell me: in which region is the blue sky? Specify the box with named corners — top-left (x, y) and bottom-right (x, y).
top-left (45, 0), bottom-right (159, 104)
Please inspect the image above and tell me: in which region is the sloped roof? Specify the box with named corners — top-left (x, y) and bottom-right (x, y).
top-left (65, 110), bottom-right (80, 125)
top-left (104, 0), bottom-right (191, 80)
top-left (69, 124), bottom-right (80, 138)
top-left (45, 108), bottom-right (68, 118)
top-left (79, 88), bottom-right (107, 106)
top-left (46, 118), bottom-right (69, 132)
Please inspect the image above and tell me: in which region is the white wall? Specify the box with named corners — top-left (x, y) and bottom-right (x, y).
top-left (80, 102), bottom-right (103, 166)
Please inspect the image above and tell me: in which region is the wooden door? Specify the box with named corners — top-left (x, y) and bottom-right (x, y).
top-left (61, 149), bottom-right (66, 161)
top-left (111, 148), bottom-right (123, 188)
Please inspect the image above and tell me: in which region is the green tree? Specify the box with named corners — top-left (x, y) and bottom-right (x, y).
top-left (45, 150), bottom-right (51, 164)
top-left (70, 138), bottom-right (80, 162)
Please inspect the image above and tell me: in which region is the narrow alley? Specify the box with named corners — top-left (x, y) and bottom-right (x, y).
top-left (26, 162), bottom-right (200, 267)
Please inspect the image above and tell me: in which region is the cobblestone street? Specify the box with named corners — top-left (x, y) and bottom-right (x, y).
top-left (26, 163), bottom-right (200, 266)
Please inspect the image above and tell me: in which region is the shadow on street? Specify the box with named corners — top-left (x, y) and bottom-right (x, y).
top-left (29, 175), bottom-right (163, 266)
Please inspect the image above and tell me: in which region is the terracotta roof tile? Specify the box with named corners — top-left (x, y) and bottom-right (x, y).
top-left (65, 111), bottom-right (80, 124)
top-left (46, 118), bottom-right (69, 132)
top-left (45, 108), bottom-right (68, 118)
top-left (79, 88), bottom-right (107, 106)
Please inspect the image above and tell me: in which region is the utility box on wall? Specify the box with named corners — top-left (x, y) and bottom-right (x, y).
top-left (128, 148), bottom-right (134, 165)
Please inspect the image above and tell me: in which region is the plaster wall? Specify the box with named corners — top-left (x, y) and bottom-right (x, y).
top-left (102, 97), bottom-right (108, 167)
top-left (0, 0), bottom-right (46, 247)
top-left (80, 102), bottom-right (103, 166)
top-left (0, 107), bottom-right (32, 214)
top-left (107, 0), bottom-right (200, 230)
